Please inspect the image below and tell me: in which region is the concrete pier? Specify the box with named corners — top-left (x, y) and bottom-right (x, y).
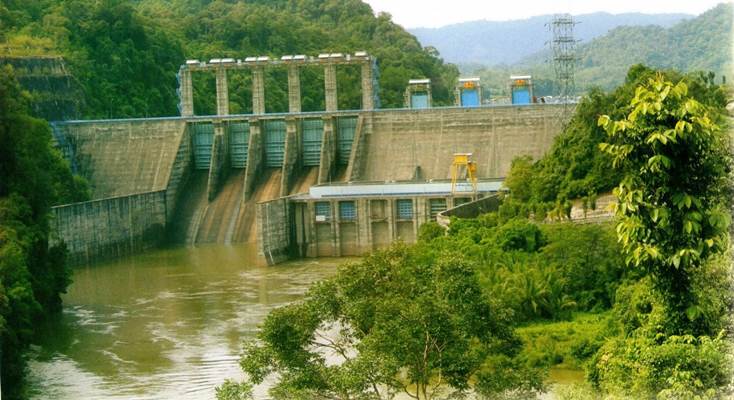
top-left (324, 64), bottom-right (338, 112)
top-left (360, 62), bottom-right (374, 110)
top-left (179, 68), bottom-right (194, 117)
top-left (252, 66), bottom-right (265, 115)
top-left (318, 115), bottom-right (337, 183)
top-left (281, 117), bottom-right (300, 196)
top-left (207, 122), bottom-right (229, 200)
top-left (287, 65), bottom-right (301, 113)
top-left (243, 118), bottom-right (263, 200)
top-left (215, 68), bottom-right (229, 116)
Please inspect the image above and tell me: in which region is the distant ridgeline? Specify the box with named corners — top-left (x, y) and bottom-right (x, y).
top-left (0, 56), bottom-right (81, 121)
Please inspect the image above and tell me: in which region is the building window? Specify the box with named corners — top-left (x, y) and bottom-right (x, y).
top-left (315, 202), bottom-right (331, 222)
top-left (396, 199), bottom-right (413, 220)
top-left (429, 198), bottom-right (447, 219)
top-left (339, 201), bottom-right (356, 221)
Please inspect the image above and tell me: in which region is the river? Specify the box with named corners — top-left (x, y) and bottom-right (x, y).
top-left (26, 244), bottom-right (347, 400)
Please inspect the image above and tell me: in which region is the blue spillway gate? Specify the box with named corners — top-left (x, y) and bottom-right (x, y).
top-left (228, 121), bottom-right (249, 168)
top-left (461, 89), bottom-right (480, 107)
top-left (264, 120), bottom-right (286, 168)
top-left (512, 87), bottom-right (531, 105)
top-left (337, 117), bottom-right (357, 165)
top-left (193, 123), bottom-right (214, 170)
top-left (302, 119), bottom-right (323, 166)
top-left (410, 93), bottom-right (429, 109)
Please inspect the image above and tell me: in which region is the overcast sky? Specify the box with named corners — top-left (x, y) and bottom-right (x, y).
top-left (363, 0), bottom-right (730, 28)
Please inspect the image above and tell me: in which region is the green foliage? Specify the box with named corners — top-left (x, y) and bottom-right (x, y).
top-left (216, 379), bottom-right (253, 400)
top-left (517, 312), bottom-right (614, 370)
top-left (233, 244), bottom-right (541, 399)
top-left (599, 73), bottom-right (731, 334)
top-left (1, 0), bottom-right (459, 118)
top-left (502, 64), bottom-right (728, 221)
top-left (589, 333), bottom-right (731, 399)
top-left (417, 220), bottom-right (445, 242)
top-left (583, 72), bottom-right (733, 398)
top-left (494, 219), bottom-right (545, 252)
top-left (435, 216), bottom-right (624, 321)
top-left (0, 65), bottom-right (80, 399)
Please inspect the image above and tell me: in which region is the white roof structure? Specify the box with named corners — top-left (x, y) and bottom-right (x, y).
top-left (510, 75), bottom-right (532, 80)
top-left (307, 181), bottom-right (503, 199)
top-left (459, 77), bottom-right (480, 82)
top-left (409, 79), bottom-right (431, 85)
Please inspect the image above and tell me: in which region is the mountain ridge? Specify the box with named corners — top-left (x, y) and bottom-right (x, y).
top-left (410, 11), bottom-right (692, 66)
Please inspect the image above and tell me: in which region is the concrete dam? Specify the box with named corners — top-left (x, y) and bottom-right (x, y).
top-left (49, 52), bottom-right (571, 265)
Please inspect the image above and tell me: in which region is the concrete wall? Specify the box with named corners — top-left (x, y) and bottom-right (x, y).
top-left (289, 194), bottom-right (471, 260)
top-left (436, 194), bottom-right (502, 226)
top-left (164, 125), bottom-right (194, 222)
top-left (359, 105), bottom-right (568, 181)
top-left (257, 197), bottom-right (291, 265)
top-left (567, 193), bottom-right (615, 223)
top-left (55, 119), bottom-right (186, 198)
top-left (51, 191), bottom-right (167, 265)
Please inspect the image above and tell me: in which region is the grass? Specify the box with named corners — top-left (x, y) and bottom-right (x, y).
top-left (517, 311), bottom-right (617, 371)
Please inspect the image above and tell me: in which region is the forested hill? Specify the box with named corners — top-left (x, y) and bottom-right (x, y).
top-left (571, 3), bottom-right (733, 90)
top-left (0, 0), bottom-right (458, 119)
top-left (410, 12), bottom-right (691, 66)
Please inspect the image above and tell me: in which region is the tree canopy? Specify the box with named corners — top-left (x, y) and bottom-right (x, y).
top-left (235, 243), bottom-right (541, 399)
top-left (599, 74), bottom-right (731, 334)
top-left (1, 0), bottom-right (459, 119)
top-left (0, 65), bottom-right (87, 399)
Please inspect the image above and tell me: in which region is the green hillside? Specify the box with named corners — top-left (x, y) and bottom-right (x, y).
top-left (469, 3), bottom-right (732, 97)
top-left (576, 2), bottom-right (732, 90)
top-left (0, 0), bottom-right (459, 119)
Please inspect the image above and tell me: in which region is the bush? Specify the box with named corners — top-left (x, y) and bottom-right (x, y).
top-left (589, 334), bottom-right (732, 398)
top-left (417, 220), bottom-right (445, 242)
top-left (494, 219), bottom-right (545, 252)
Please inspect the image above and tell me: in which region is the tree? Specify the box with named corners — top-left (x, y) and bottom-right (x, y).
top-left (598, 74), bottom-right (731, 335)
top-left (0, 65), bottom-right (83, 399)
top-left (230, 244), bottom-right (540, 400)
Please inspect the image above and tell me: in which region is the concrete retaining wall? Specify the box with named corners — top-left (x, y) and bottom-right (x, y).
top-left (437, 194), bottom-right (503, 226)
top-left (568, 193), bottom-right (615, 223)
top-left (55, 119), bottom-right (186, 198)
top-left (360, 105), bottom-right (567, 181)
top-left (51, 191), bottom-right (167, 265)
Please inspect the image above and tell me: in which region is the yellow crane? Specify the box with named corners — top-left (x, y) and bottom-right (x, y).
top-left (450, 153), bottom-right (478, 199)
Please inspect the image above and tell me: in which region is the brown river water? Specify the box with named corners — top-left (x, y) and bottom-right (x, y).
top-left (26, 244), bottom-right (347, 400)
top-left (26, 244), bottom-right (582, 399)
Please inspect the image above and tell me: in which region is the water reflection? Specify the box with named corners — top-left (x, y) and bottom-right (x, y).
top-left (27, 244), bottom-right (346, 400)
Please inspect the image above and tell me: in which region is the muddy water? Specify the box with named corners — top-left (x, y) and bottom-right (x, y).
top-left (26, 244), bottom-right (347, 400)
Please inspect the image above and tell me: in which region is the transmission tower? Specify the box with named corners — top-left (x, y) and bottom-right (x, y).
top-left (548, 14), bottom-right (578, 124)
